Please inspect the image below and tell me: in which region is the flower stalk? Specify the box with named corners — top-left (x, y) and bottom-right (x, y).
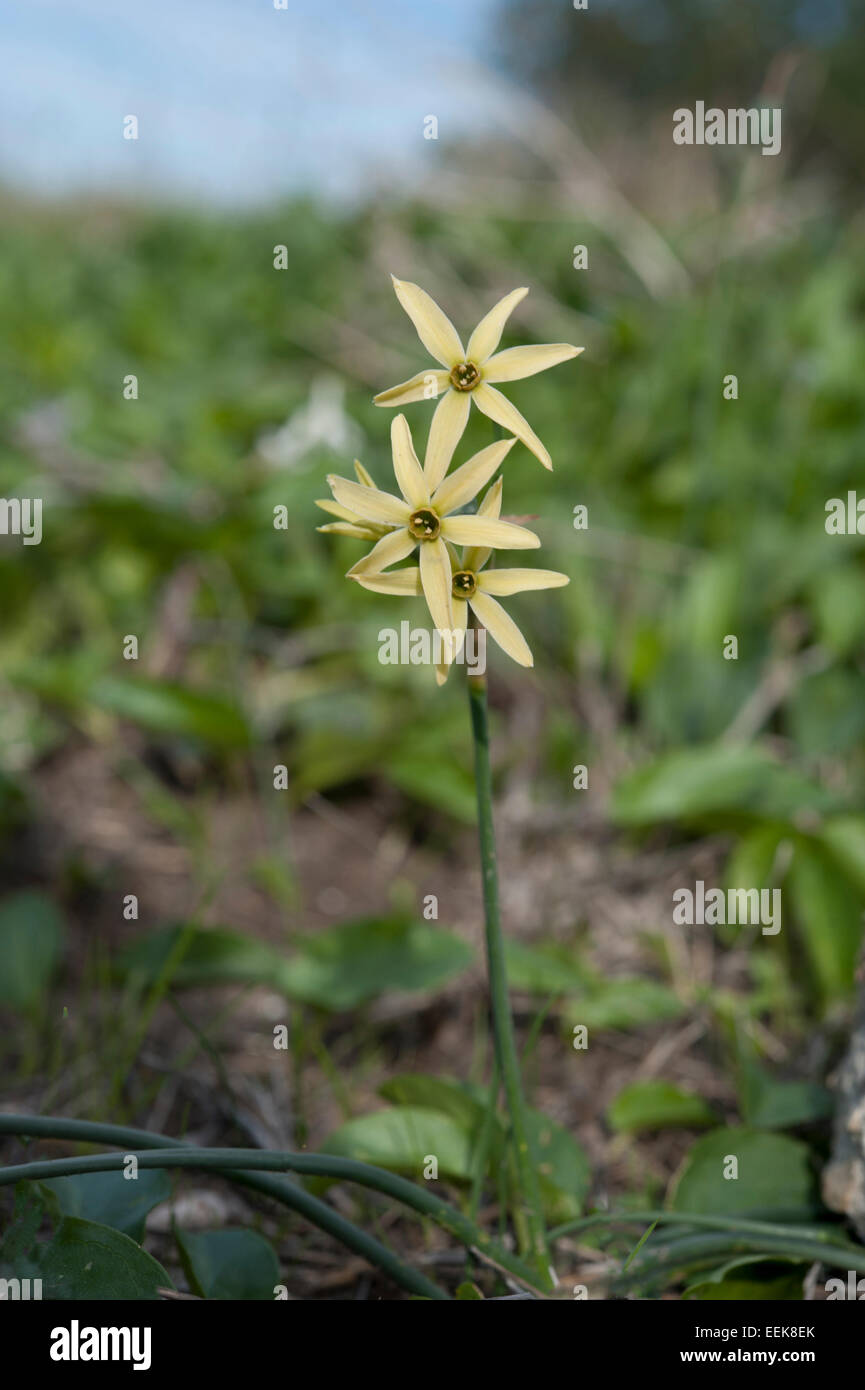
top-left (468, 670), bottom-right (551, 1284)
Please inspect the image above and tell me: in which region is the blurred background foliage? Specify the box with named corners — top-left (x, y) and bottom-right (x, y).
top-left (1, 0), bottom-right (865, 1299)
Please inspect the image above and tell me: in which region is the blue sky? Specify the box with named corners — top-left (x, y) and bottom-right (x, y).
top-left (1, 0), bottom-right (504, 206)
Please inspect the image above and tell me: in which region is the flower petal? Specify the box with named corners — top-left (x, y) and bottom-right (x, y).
top-left (419, 537), bottom-right (455, 658)
top-left (463, 475), bottom-right (504, 572)
top-left (374, 369), bottom-right (449, 407)
top-left (352, 567), bottom-right (422, 595)
top-left (436, 598), bottom-right (469, 684)
top-left (432, 436), bottom-right (516, 517)
top-left (347, 527), bottom-right (416, 575)
top-left (441, 515), bottom-right (541, 550)
top-left (390, 414), bottom-right (429, 508)
top-left (473, 383), bottom-right (552, 470)
top-left (391, 276), bottom-right (464, 367)
top-left (316, 498), bottom-right (359, 522)
top-left (478, 567), bottom-right (569, 596)
top-left (423, 389), bottom-right (471, 492)
top-left (470, 590), bottom-right (533, 667)
top-left (483, 343), bottom-right (583, 383)
top-left (353, 459), bottom-right (376, 487)
top-left (328, 475), bottom-right (410, 526)
top-left (317, 522), bottom-right (378, 538)
top-left (466, 287), bottom-right (529, 364)
top-left (479, 475), bottom-right (503, 520)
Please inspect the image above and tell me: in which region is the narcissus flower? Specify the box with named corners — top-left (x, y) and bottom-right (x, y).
top-left (325, 416), bottom-right (540, 643)
top-left (374, 277), bottom-right (583, 485)
top-left (354, 476), bottom-right (569, 674)
top-left (316, 459), bottom-right (388, 540)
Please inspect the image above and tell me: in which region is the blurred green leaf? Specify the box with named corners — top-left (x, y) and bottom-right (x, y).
top-left (607, 1080), bottom-right (715, 1134)
top-left (564, 978), bottom-right (685, 1033)
top-left (504, 940), bottom-right (591, 995)
top-left (90, 676), bottom-right (250, 749)
top-left (34, 1216), bottom-right (172, 1300)
top-left (787, 669), bottom-right (865, 756)
top-left (120, 916), bottom-right (472, 1011)
top-left (670, 1128), bottom-right (815, 1217)
top-left (175, 1228), bottom-right (280, 1300)
top-left (818, 815), bottom-right (865, 896)
top-left (612, 744), bottom-right (838, 829)
top-left (281, 917), bottom-right (473, 1009)
top-left (724, 824), bottom-right (786, 893)
top-left (787, 839), bottom-right (864, 999)
top-left (527, 1111), bottom-right (591, 1221)
top-left (737, 1061), bottom-right (832, 1130)
top-left (39, 1170), bottom-right (171, 1243)
top-left (0, 891), bottom-right (66, 1011)
top-left (319, 1106), bottom-right (473, 1182)
top-left (378, 1075), bottom-right (485, 1134)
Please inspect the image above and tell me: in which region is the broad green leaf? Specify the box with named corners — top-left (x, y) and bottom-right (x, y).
top-left (39, 1170), bottom-right (171, 1243)
top-left (376, 1075), bottom-right (590, 1219)
top-left (724, 824), bottom-right (786, 894)
top-left (607, 1081), bottom-right (715, 1134)
top-left (175, 1228), bottom-right (280, 1300)
top-left (384, 752), bottom-right (477, 824)
top-left (788, 669), bottom-right (865, 756)
top-left (378, 1075), bottom-right (485, 1134)
top-left (319, 1106), bottom-right (473, 1182)
top-left (787, 839), bottom-right (863, 999)
top-left (120, 916), bottom-right (472, 1011)
top-left (818, 815), bottom-right (865, 896)
top-left (612, 744), bottom-right (837, 829)
top-left (0, 891), bottom-right (66, 1010)
top-left (738, 1060), bottom-right (832, 1130)
top-left (121, 925), bottom-right (288, 991)
top-left (527, 1112), bottom-right (591, 1221)
top-left (89, 676), bottom-right (249, 749)
top-left (34, 1216), bottom-right (172, 1300)
top-left (280, 917), bottom-right (473, 1009)
top-left (564, 978), bottom-right (685, 1033)
top-left (504, 940), bottom-right (591, 995)
top-left (810, 566), bottom-right (865, 656)
top-left (669, 1128), bottom-right (815, 1217)
top-left (685, 1262), bottom-right (806, 1300)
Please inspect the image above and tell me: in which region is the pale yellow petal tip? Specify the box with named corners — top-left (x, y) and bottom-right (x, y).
top-left (434, 667), bottom-right (449, 687)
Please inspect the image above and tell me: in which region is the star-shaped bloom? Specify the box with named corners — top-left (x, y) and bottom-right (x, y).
top-left (373, 277), bottom-right (583, 486)
top-left (354, 476), bottom-right (569, 677)
top-left (325, 415), bottom-right (540, 648)
top-left (316, 460), bottom-right (389, 539)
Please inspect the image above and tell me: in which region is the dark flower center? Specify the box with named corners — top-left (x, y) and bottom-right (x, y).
top-left (449, 361), bottom-right (481, 392)
top-left (452, 570), bottom-right (477, 598)
top-left (408, 507), bottom-right (441, 541)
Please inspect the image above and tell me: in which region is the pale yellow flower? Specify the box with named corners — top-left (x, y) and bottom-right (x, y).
top-left (354, 477), bottom-right (569, 675)
top-left (316, 460), bottom-right (388, 539)
top-left (374, 277), bottom-right (583, 485)
top-left (325, 416), bottom-right (540, 645)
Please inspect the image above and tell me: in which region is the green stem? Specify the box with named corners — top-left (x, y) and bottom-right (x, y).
top-left (550, 1208), bottom-right (865, 1276)
top-left (468, 674), bottom-right (550, 1282)
top-left (549, 1208), bottom-right (857, 1247)
top-left (0, 1116), bottom-right (543, 1292)
top-left (619, 1231), bottom-right (865, 1285)
top-left (0, 1113), bottom-right (444, 1301)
